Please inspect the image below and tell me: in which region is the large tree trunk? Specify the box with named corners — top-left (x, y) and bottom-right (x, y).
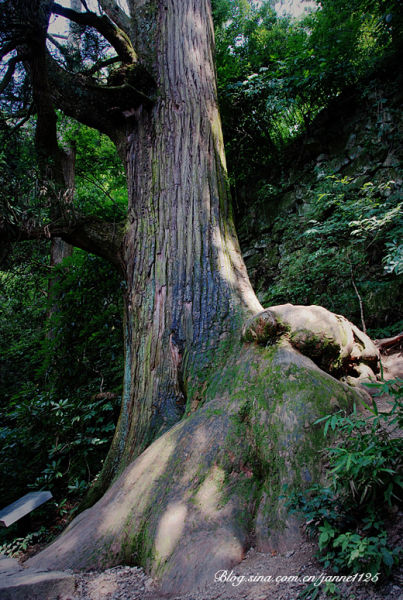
top-left (27, 0), bottom-right (375, 593)
top-left (90, 0), bottom-right (262, 497)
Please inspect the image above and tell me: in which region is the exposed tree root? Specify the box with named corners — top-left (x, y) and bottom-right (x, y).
top-left (28, 322), bottom-right (365, 594)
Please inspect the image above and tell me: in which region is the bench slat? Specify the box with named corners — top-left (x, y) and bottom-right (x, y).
top-left (0, 492), bottom-right (52, 527)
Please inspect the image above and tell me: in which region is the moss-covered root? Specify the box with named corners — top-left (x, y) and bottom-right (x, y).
top-left (27, 343), bottom-right (358, 595)
top-left (243, 303), bottom-right (380, 380)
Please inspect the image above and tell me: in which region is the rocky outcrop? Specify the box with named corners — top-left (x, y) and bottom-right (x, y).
top-left (0, 554), bottom-right (75, 600)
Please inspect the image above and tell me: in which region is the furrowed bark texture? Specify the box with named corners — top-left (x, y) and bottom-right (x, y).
top-left (97, 0), bottom-right (261, 491)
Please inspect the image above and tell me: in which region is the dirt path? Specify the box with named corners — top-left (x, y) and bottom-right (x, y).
top-left (73, 540), bottom-right (403, 600)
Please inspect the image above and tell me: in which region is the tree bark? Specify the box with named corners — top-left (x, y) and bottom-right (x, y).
top-left (46, 148), bottom-right (75, 329)
top-left (92, 0), bottom-right (262, 495)
top-left (0, 213), bottom-right (125, 266)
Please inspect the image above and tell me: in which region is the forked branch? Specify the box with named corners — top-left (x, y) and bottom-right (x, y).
top-left (0, 56), bottom-right (20, 94)
top-left (52, 3), bottom-right (136, 64)
top-left (98, 0), bottom-right (131, 35)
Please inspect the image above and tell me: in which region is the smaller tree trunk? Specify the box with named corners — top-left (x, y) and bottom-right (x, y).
top-left (46, 147), bottom-right (75, 331)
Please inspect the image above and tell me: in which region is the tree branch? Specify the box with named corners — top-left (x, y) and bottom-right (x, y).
top-left (0, 56), bottom-right (19, 94)
top-left (98, 0), bottom-right (131, 35)
top-left (0, 214), bottom-right (125, 268)
top-left (52, 3), bottom-right (136, 64)
top-left (375, 332), bottom-right (403, 351)
top-left (0, 40), bottom-right (20, 61)
top-left (46, 52), bottom-right (156, 138)
top-left (85, 55), bottom-right (120, 76)
top-left (47, 33), bottom-right (70, 57)
top-left (79, 0), bottom-right (90, 11)
top-left (9, 105), bottom-right (34, 133)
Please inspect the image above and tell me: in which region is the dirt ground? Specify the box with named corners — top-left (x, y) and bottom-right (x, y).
top-left (73, 539), bottom-right (403, 600)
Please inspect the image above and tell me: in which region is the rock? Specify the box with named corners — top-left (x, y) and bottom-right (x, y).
top-left (0, 569), bottom-right (75, 600)
top-left (0, 556), bottom-right (23, 574)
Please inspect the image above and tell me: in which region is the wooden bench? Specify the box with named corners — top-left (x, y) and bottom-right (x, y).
top-left (0, 492), bottom-right (52, 527)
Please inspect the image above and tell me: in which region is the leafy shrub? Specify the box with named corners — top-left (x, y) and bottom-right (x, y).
top-left (259, 172), bottom-right (403, 335)
top-left (214, 0), bottom-right (398, 192)
top-left (0, 99), bottom-right (126, 549)
top-left (0, 527), bottom-right (48, 559)
top-left (0, 384), bottom-right (120, 503)
top-left (0, 249), bottom-right (123, 507)
top-left (287, 378), bottom-right (402, 578)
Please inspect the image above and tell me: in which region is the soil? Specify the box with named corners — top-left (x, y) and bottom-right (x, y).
top-left (71, 540), bottom-right (403, 600)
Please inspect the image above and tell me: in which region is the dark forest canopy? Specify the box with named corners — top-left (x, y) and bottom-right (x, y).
top-left (0, 0), bottom-right (402, 594)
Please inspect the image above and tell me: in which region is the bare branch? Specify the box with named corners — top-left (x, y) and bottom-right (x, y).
top-left (0, 56), bottom-right (19, 94)
top-left (85, 55), bottom-right (120, 76)
top-left (52, 3), bottom-right (136, 64)
top-left (98, 0), bottom-right (131, 35)
top-left (80, 0), bottom-right (90, 11)
top-left (0, 214), bottom-right (125, 268)
top-left (9, 105), bottom-right (34, 133)
top-left (47, 33), bottom-right (70, 57)
top-left (0, 40), bottom-right (20, 61)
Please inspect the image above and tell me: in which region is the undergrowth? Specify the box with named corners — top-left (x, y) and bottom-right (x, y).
top-left (288, 377), bottom-right (402, 598)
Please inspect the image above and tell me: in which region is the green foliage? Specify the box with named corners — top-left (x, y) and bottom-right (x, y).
top-left (287, 379), bottom-right (402, 578)
top-left (384, 240), bottom-right (403, 275)
top-left (61, 118), bottom-right (127, 220)
top-left (0, 114), bottom-right (126, 513)
top-left (0, 121), bottom-right (40, 225)
top-left (258, 171), bottom-right (402, 335)
top-left (215, 2), bottom-right (402, 336)
top-left (0, 527), bottom-right (48, 559)
top-left (0, 242), bottom-right (49, 402)
top-left (297, 581), bottom-right (342, 600)
top-left (40, 251), bottom-right (124, 392)
top-left (214, 0), bottom-right (399, 190)
top-left (1, 385), bottom-right (119, 497)
top-left (0, 249), bottom-right (123, 507)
